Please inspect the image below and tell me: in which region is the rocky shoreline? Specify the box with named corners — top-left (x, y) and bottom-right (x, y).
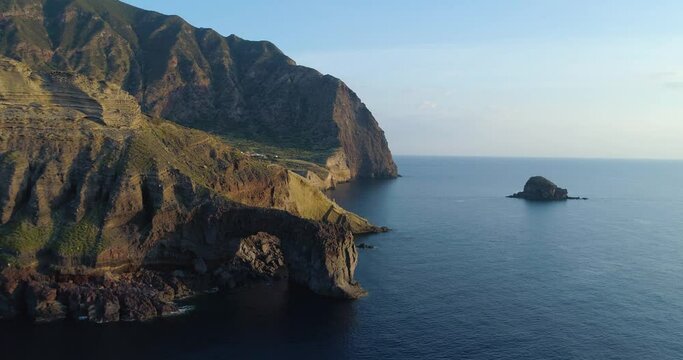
top-left (0, 229), bottom-right (366, 323)
top-left (0, 268), bottom-right (194, 323)
top-left (0, 266), bottom-right (297, 324)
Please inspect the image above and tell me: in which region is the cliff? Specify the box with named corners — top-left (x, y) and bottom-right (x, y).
top-left (0, 57), bottom-right (370, 322)
top-left (0, 0), bottom-right (398, 181)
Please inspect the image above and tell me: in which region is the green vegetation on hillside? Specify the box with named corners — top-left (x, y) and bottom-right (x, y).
top-left (287, 172), bottom-right (375, 233)
top-left (0, 221), bottom-right (53, 255)
top-left (51, 216), bottom-right (103, 258)
top-left (221, 135), bottom-right (337, 165)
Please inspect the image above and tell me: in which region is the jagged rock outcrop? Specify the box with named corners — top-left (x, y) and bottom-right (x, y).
top-left (0, 207), bottom-right (366, 323)
top-left (0, 56), bottom-right (369, 322)
top-left (215, 232), bottom-right (288, 287)
top-left (0, 0), bottom-right (398, 181)
top-left (0, 268), bottom-right (192, 323)
top-left (508, 176), bottom-right (585, 201)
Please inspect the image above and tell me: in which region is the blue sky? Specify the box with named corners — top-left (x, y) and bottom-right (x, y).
top-left (124, 0), bottom-right (683, 159)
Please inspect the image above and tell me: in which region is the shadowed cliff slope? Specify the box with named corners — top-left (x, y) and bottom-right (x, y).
top-left (0, 57), bottom-right (372, 307)
top-left (0, 0), bottom-right (398, 181)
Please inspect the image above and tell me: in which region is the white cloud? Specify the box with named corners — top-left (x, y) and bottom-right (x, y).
top-left (418, 100), bottom-right (438, 110)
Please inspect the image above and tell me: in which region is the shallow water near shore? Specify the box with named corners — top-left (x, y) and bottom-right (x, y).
top-left (3, 156), bottom-right (683, 359)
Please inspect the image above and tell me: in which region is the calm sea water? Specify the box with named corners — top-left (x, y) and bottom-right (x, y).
top-left (3, 156), bottom-right (683, 359)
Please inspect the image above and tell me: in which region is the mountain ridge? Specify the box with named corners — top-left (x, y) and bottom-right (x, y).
top-left (0, 0), bottom-right (398, 182)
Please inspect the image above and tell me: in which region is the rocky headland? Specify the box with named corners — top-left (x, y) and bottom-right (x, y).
top-left (508, 176), bottom-right (586, 201)
top-left (0, 0), bottom-right (400, 323)
top-left (0, 56), bottom-right (375, 322)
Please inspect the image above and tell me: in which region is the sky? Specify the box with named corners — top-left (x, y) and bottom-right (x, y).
top-left (124, 0), bottom-right (683, 159)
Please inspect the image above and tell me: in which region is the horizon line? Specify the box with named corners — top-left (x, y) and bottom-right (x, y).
top-left (392, 154), bottom-right (683, 161)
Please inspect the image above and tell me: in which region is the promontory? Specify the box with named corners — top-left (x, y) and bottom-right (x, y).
top-left (0, 0), bottom-right (397, 323)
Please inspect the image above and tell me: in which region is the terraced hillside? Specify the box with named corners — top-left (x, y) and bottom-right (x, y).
top-left (0, 0), bottom-right (398, 182)
top-left (0, 57), bottom-right (379, 312)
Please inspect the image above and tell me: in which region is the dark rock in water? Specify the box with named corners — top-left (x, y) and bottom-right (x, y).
top-left (508, 176), bottom-right (586, 201)
top-left (193, 258), bottom-right (208, 275)
top-left (357, 243), bottom-right (375, 250)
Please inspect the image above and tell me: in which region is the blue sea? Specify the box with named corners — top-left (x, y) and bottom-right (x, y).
top-left (3, 156), bottom-right (683, 359)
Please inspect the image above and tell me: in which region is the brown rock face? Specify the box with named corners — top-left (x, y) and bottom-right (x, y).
top-left (0, 0), bottom-right (398, 180)
top-left (0, 57), bottom-right (368, 322)
top-left (141, 204), bottom-right (365, 300)
top-left (0, 268), bottom-right (192, 323)
top-left (216, 232), bottom-right (288, 287)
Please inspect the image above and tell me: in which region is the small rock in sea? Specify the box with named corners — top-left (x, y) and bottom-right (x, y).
top-left (507, 176), bottom-right (586, 201)
top-left (193, 257), bottom-right (208, 274)
top-left (357, 243), bottom-right (375, 249)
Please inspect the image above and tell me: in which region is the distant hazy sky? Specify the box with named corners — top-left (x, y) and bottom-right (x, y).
top-left (124, 0), bottom-right (683, 159)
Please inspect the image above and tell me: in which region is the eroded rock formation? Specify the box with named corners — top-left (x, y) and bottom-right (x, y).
top-left (0, 56), bottom-right (369, 322)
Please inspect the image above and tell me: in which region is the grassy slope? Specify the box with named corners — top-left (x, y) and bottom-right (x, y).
top-left (287, 172), bottom-right (376, 234)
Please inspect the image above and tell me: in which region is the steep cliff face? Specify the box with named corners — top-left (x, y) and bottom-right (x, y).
top-left (0, 0), bottom-right (398, 180)
top-left (0, 57), bottom-right (369, 322)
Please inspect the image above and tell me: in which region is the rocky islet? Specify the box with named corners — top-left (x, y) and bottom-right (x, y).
top-left (508, 176), bottom-right (586, 201)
